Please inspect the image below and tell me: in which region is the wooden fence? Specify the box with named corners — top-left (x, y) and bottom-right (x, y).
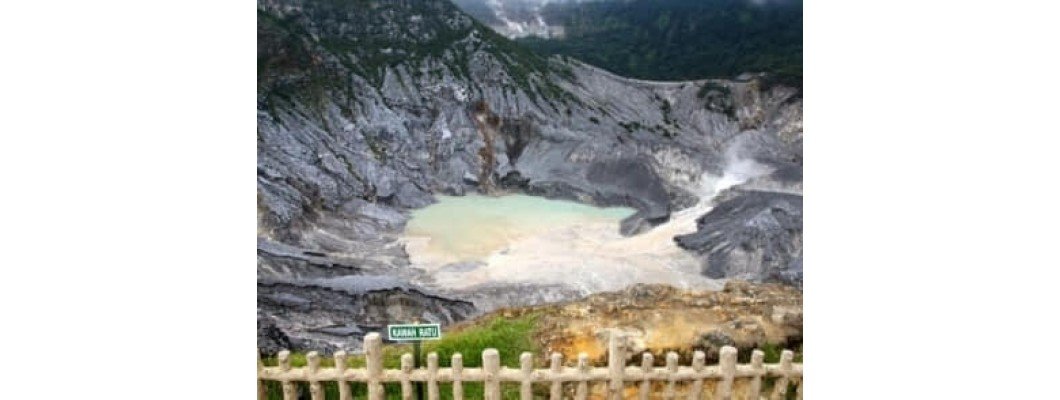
top-left (258, 332), bottom-right (803, 400)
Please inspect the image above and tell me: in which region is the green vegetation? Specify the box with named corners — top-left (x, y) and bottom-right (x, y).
top-left (261, 314), bottom-right (541, 400)
top-left (259, 0), bottom-right (589, 121)
top-left (260, 321), bottom-right (801, 400)
top-left (660, 100), bottom-right (674, 126)
top-left (619, 120), bottom-right (677, 138)
top-left (445, 16), bottom-right (580, 108)
top-left (696, 82), bottom-right (736, 117)
top-left (619, 121), bottom-right (641, 133)
top-left (257, 8), bottom-right (357, 121)
top-left (518, 0), bottom-right (802, 87)
top-left (697, 82), bottom-right (732, 99)
top-left (739, 342), bottom-right (803, 400)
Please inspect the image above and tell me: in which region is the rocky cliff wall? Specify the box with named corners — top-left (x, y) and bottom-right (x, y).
top-left (257, 0), bottom-right (802, 351)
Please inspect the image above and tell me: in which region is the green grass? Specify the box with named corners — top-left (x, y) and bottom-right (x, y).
top-left (261, 316), bottom-right (801, 399)
top-left (751, 342), bottom-right (803, 400)
top-left (423, 314), bottom-right (539, 368)
top-left (261, 314), bottom-right (541, 400)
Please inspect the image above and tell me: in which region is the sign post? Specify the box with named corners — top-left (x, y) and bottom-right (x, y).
top-left (387, 323), bottom-right (442, 400)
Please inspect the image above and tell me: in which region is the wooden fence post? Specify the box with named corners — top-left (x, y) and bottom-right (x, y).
top-left (334, 351), bottom-right (352, 400)
top-left (520, 352), bottom-right (534, 400)
top-left (452, 353), bottom-right (464, 400)
top-left (770, 350), bottom-right (794, 400)
top-left (691, 351), bottom-right (706, 400)
top-left (401, 353), bottom-right (414, 400)
top-left (639, 353), bottom-right (653, 400)
top-left (576, 353), bottom-right (589, 400)
top-left (608, 332), bottom-right (626, 400)
top-left (307, 351), bottom-right (324, 400)
top-left (257, 351), bottom-right (266, 400)
top-left (715, 346), bottom-right (737, 400)
top-left (254, 331), bottom-right (804, 400)
top-left (483, 349), bottom-right (501, 400)
top-left (549, 352), bottom-right (563, 400)
top-left (365, 333), bottom-right (384, 400)
top-left (664, 352), bottom-right (678, 400)
top-left (749, 350), bottom-right (764, 400)
top-left (427, 352), bottom-right (440, 400)
top-left (278, 350), bottom-right (296, 400)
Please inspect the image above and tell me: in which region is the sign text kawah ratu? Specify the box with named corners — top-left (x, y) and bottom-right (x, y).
top-left (387, 323), bottom-right (442, 341)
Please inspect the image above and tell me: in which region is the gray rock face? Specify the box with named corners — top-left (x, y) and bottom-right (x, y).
top-left (258, 276), bottom-right (476, 354)
top-left (675, 189), bottom-right (803, 287)
top-left (445, 283), bottom-right (590, 311)
top-left (258, 313), bottom-right (293, 356)
top-left (257, 0), bottom-right (803, 350)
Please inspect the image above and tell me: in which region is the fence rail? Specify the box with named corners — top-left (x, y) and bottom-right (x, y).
top-left (258, 332), bottom-right (803, 400)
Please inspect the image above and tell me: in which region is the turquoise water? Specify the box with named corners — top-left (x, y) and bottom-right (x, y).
top-left (404, 194), bottom-right (635, 261)
top-left (402, 193), bottom-right (720, 292)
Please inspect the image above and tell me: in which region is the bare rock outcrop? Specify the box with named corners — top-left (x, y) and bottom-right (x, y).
top-left (452, 281), bottom-right (802, 362)
top-left (256, 0), bottom-right (802, 350)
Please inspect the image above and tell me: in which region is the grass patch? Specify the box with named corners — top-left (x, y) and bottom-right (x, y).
top-left (261, 314), bottom-right (541, 400)
top-left (261, 317), bottom-right (799, 399)
top-left (742, 342), bottom-right (803, 400)
top-left (424, 314), bottom-right (540, 367)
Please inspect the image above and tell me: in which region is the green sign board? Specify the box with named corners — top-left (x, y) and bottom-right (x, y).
top-left (387, 323), bottom-right (442, 341)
